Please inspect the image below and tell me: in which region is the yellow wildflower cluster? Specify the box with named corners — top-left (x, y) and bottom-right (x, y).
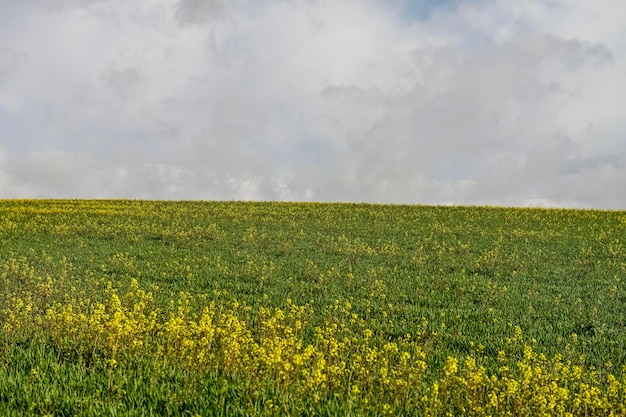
top-left (2, 274), bottom-right (626, 415)
top-left (432, 343), bottom-right (626, 416)
top-left (43, 279), bottom-right (158, 360)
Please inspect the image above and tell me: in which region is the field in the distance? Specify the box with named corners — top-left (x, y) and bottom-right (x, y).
top-left (1, 200), bottom-right (625, 416)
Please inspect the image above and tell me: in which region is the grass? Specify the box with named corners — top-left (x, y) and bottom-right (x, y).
top-left (0, 199), bottom-right (625, 415)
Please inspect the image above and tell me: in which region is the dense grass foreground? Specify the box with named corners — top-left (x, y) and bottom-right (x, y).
top-left (1, 200), bottom-right (625, 416)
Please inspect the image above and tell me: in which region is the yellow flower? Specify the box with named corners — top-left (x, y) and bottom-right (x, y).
top-left (444, 356), bottom-right (458, 377)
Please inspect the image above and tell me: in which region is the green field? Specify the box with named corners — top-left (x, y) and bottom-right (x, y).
top-left (1, 200), bottom-right (625, 416)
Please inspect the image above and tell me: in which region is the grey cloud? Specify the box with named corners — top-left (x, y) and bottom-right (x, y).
top-left (554, 153), bottom-right (626, 209)
top-left (0, 148), bottom-right (11, 195)
top-left (560, 151), bottom-right (626, 176)
top-left (7, 0), bottom-right (96, 10)
top-left (523, 134), bottom-right (573, 183)
top-left (300, 33), bottom-right (616, 205)
top-left (99, 65), bottom-right (148, 101)
top-left (189, 90), bottom-right (266, 172)
top-left (0, 146), bottom-right (287, 200)
top-left (35, 0), bottom-right (105, 8)
top-left (175, 0), bottom-right (226, 25)
top-left (507, 33), bottom-right (613, 69)
top-left (3, 150), bottom-right (107, 198)
top-left (0, 46), bottom-right (29, 80)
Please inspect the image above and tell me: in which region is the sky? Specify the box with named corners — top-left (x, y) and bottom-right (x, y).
top-left (1, 0), bottom-right (625, 208)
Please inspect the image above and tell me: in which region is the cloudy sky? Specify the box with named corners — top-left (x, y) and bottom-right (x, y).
top-left (1, 0), bottom-right (625, 208)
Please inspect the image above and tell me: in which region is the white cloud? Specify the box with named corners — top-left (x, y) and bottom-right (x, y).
top-left (0, 0), bottom-right (625, 208)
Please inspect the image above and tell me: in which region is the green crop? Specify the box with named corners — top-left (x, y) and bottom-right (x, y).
top-left (1, 200), bottom-right (625, 415)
